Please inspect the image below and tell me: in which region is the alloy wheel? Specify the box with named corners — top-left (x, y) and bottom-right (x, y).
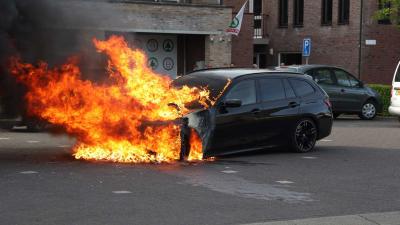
top-left (294, 120), bottom-right (317, 152)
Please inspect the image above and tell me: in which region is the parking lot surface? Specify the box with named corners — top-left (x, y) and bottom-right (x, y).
top-left (1, 117), bottom-right (400, 225)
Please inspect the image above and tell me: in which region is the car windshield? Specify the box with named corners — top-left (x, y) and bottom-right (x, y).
top-left (396, 63), bottom-right (400, 82)
top-left (172, 74), bottom-right (230, 109)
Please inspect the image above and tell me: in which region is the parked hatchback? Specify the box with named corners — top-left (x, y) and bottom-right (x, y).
top-left (276, 65), bottom-right (383, 120)
top-left (173, 68), bottom-right (333, 157)
top-left (389, 60), bottom-right (400, 121)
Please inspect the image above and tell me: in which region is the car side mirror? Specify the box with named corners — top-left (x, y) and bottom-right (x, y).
top-left (223, 99), bottom-right (242, 108)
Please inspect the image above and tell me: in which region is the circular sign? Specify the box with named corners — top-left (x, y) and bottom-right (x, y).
top-left (229, 17), bottom-right (240, 28)
top-left (146, 39), bottom-right (158, 52)
top-left (163, 57), bottom-right (174, 71)
top-left (163, 39), bottom-right (174, 52)
top-left (148, 57), bottom-right (158, 70)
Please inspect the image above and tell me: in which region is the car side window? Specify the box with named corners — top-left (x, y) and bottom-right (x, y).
top-left (313, 68), bottom-right (335, 85)
top-left (259, 78), bottom-right (286, 102)
top-left (225, 80), bottom-right (256, 105)
top-left (283, 79), bottom-right (296, 99)
top-left (333, 69), bottom-right (351, 87)
top-left (347, 75), bottom-right (360, 87)
top-left (289, 79), bottom-right (315, 97)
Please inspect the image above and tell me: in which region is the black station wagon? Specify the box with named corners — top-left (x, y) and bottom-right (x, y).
top-left (173, 68), bottom-right (333, 159)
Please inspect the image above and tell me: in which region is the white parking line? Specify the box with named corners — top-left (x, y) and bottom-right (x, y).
top-left (302, 156), bottom-right (317, 159)
top-left (0, 137), bottom-right (10, 140)
top-left (221, 170), bottom-right (238, 174)
top-left (26, 140), bottom-right (40, 143)
top-left (19, 171), bottom-right (38, 174)
top-left (112, 190), bottom-right (132, 194)
top-left (57, 145), bottom-right (71, 148)
top-left (276, 180), bottom-right (294, 184)
top-left (320, 139), bottom-right (333, 142)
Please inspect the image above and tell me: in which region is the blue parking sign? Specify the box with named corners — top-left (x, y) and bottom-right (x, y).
top-left (303, 38), bottom-right (311, 57)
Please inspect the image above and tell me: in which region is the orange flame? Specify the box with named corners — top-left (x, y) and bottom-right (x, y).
top-left (10, 35), bottom-right (212, 163)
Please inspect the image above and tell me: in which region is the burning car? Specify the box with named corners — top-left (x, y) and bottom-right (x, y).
top-left (174, 68), bottom-right (333, 158)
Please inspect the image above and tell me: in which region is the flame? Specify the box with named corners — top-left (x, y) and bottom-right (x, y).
top-left (9, 35), bottom-right (212, 163)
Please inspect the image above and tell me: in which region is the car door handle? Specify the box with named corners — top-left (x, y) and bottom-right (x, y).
top-left (251, 108), bottom-right (261, 114)
top-left (289, 102), bottom-right (300, 108)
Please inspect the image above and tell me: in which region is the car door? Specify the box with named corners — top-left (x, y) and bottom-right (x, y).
top-left (307, 68), bottom-right (341, 111)
top-left (255, 77), bottom-right (300, 146)
top-left (211, 79), bottom-right (260, 154)
top-left (331, 68), bottom-right (365, 112)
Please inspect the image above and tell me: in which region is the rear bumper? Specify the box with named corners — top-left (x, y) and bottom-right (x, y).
top-left (389, 106), bottom-right (400, 116)
top-left (317, 113), bottom-right (333, 140)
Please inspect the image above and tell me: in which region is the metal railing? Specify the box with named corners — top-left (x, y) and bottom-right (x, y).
top-left (254, 14), bottom-right (267, 39)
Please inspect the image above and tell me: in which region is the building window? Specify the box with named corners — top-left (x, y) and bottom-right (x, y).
top-left (293, 0), bottom-right (304, 27)
top-left (338, 0), bottom-right (350, 24)
top-left (321, 0), bottom-right (333, 25)
top-left (378, 0), bottom-right (392, 24)
top-left (279, 0), bottom-right (288, 27)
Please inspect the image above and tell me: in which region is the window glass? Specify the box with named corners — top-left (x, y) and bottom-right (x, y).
top-left (293, 0), bottom-right (304, 27)
top-left (347, 75), bottom-right (360, 87)
top-left (312, 68), bottom-right (334, 85)
top-left (279, 0), bottom-right (288, 27)
top-left (225, 80), bottom-right (256, 105)
top-left (283, 79), bottom-right (296, 98)
top-left (338, 0), bottom-right (350, 24)
top-left (289, 79), bottom-right (315, 97)
top-left (259, 78), bottom-right (286, 102)
top-left (321, 0), bottom-right (333, 25)
top-left (333, 69), bottom-right (351, 87)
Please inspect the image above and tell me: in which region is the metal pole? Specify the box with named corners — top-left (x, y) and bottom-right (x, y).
top-left (358, 0), bottom-right (364, 79)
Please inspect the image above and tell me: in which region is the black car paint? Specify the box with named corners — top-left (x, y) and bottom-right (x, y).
top-left (178, 70), bottom-right (332, 158)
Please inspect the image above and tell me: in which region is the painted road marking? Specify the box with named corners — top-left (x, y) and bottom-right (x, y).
top-left (0, 137), bottom-right (10, 140)
top-left (112, 190), bottom-right (132, 194)
top-left (27, 140), bottom-right (40, 143)
top-left (302, 156), bottom-right (317, 159)
top-left (320, 139), bottom-right (333, 142)
top-left (221, 170), bottom-right (238, 174)
top-left (20, 171), bottom-right (38, 174)
top-left (276, 180), bottom-right (294, 184)
top-left (57, 145), bottom-right (71, 148)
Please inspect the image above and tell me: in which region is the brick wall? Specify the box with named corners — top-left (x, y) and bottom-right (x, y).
top-left (361, 0), bottom-right (400, 84)
top-left (265, 0), bottom-right (362, 77)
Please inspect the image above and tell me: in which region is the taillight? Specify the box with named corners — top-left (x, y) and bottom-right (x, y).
top-left (324, 98), bottom-right (332, 108)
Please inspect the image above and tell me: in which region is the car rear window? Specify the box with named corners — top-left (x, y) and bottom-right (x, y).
top-left (289, 79), bottom-right (315, 97)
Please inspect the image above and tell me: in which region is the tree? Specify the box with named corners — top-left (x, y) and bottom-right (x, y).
top-left (374, 0), bottom-right (400, 28)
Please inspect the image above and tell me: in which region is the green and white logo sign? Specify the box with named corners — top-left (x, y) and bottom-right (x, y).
top-left (226, 0), bottom-right (248, 36)
top-left (163, 39), bottom-right (174, 52)
top-left (229, 17), bottom-right (240, 28)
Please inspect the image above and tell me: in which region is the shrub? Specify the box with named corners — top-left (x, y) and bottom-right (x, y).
top-left (368, 84), bottom-right (391, 116)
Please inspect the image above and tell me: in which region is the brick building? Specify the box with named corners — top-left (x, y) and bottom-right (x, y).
top-left (241, 0), bottom-right (400, 84)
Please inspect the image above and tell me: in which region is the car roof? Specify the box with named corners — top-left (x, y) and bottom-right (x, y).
top-left (277, 64), bottom-right (345, 73)
top-left (186, 67), bottom-right (304, 80)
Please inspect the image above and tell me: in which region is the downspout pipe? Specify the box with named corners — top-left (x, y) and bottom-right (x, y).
top-left (358, 0), bottom-right (364, 79)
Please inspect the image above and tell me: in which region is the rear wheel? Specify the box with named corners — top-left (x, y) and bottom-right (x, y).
top-left (290, 118), bottom-right (317, 153)
top-left (359, 100), bottom-right (377, 120)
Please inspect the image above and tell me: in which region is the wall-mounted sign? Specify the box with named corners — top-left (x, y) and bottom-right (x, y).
top-left (163, 39), bottom-right (174, 52)
top-left (163, 57), bottom-right (174, 71)
top-left (146, 39), bottom-right (158, 52)
top-left (366, 40), bottom-right (377, 46)
top-left (148, 57), bottom-right (158, 69)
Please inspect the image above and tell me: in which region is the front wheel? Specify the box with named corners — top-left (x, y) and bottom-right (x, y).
top-left (359, 101), bottom-right (377, 120)
top-left (290, 118), bottom-right (317, 153)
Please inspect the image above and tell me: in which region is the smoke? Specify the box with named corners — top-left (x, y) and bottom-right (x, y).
top-left (0, 0), bottom-right (112, 118)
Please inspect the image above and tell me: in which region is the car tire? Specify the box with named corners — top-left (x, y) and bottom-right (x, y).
top-left (333, 113), bottom-right (341, 119)
top-left (26, 120), bottom-right (47, 132)
top-left (290, 118), bottom-right (318, 153)
top-left (359, 100), bottom-right (377, 120)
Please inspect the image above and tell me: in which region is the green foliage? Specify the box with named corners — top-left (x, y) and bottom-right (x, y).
top-left (373, 0), bottom-right (400, 28)
top-left (368, 84), bottom-right (391, 116)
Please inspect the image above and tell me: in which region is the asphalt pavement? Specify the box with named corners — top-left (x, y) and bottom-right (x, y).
top-left (1, 116), bottom-right (400, 225)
